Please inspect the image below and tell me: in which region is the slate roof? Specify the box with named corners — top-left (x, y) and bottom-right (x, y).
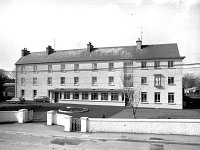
top-left (15, 43), bottom-right (184, 65)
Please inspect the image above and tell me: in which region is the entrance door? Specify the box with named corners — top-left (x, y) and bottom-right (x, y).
top-left (55, 92), bottom-right (59, 103)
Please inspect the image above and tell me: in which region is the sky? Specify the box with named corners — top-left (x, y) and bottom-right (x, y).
top-left (0, 0), bottom-right (200, 73)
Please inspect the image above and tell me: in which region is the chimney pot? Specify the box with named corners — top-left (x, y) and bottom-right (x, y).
top-left (46, 45), bottom-right (54, 55)
top-left (136, 38), bottom-right (142, 50)
top-left (21, 48), bottom-right (30, 57)
top-left (87, 42), bottom-right (94, 52)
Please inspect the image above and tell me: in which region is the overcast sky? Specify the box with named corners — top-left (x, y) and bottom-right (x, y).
top-left (0, 0), bottom-right (200, 72)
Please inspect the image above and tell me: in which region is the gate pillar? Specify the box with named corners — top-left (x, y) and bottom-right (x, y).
top-left (81, 117), bottom-right (88, 132)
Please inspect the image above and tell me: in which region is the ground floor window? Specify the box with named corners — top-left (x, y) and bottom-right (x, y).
top-left (33, 90), bottom-right (37, 98)
top-left (82, 92), bottom-right (89, 100)
top-left (154, 92), bottom-right (160, 103)
top-left (141, 92), bottom-right (147, 103)
top-left (168, 92), bottom-right (174, 103)
top-left (73, 92), bottom-right (79, 100)
top-left (91, 92), bottom-right (98, 100)
top-left (64, 92), bottom-right (70, 99)
top-left (111, 93), bottom-right (119, 101)
top-left (21, 89), bottom-right (25, 97)
top-left (101, 93), bottom-right (108, 100)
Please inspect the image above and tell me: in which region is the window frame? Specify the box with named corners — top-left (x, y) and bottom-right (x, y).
top-left (92, 76), bottom-right (97, 86)
top-left (154, 92), bottom-right (161, 103)
top-left (33, 77), bottom-right (37, 86)
top-left (168, 77), bottom-right (174, 85)
top-left (109, 76), bottom-right (114, 86)
top-left (101, 93), bottom-right (108, 101)
top-left (21, 89), bottom-right (25, 97)
top-left (92, 63), bottom-right (98, 71)
top-left (33, 90), bottom-right (37, 98)
top-left (64, 92), bottom-right (70, 99)
top-left (154, 74), bottom-right (161, 87)
top-left (61, 64), bottom-right (66, 72)
top-left (168, 92), bottom-right (174, 104)
top-left (141, 61), bottom-right (147, 69)
top-left (74, 77), bottom-right (79, 85)
top-left (48, 65), bottom-right (53, 73)
top-left (141, 92), bottom-right (147, 103)
top-left (82, 92), bottom-right (89, 100)
top-left (111, 93), bottom-right (119, 101)
top-left (168, 61), bottom-right (174, 68)
top-left (73, 92), bottom-right (79, 100)
top-left (47, 77), bottom-right (52, 86)
top-left (21, 66), bottom-right (25, 74)
top-left (33, 65), bottom-right (38, 74)
top-left (21, 78), bottom-right (25, 86)
top-left (60, 77), bottom-right (65, 85)
top-left (91, 92), bottom-right (98, 100)
top-left (74, 64), bottom-right (79, 72)
top-left (108, 62), bottom-right (114, 71)
top-left (154, 61), bottom-right (160, 69)
top-left (141, 77), bottom-right (147, 85)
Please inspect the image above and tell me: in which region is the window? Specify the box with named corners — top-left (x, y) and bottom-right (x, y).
top-left (33, 77), bottom-right (37, 86)
top-left (60, 93), bottom-right (62, 99)
top-left (154, 92), bottom-right (160, 103)
top-left (168, 61), bottom-right (174, 68)
top-left (154, 74), bottom-right (161, 87)
top-left (74, 77), bottom-right (79, 85)
top-left (154, 61), bottom-right (160, 69)
top-left (109, 63), bottom-right (114, 71)
top-left (82, 92), bottom-right (89, 100)
top-left (21, 89), bottom-right (25, 97)
top-left (141, 92), bottom-right (147, 103)
top-left (33, 90), bottom-right (37, 98)
top-left (109, 76), bottom-right (114, 85)
top-left (64, 92), bottom-right (70, 99)
top-left (111, 93), bottom-right (119, 101)
top-left (141, 77), bottom-right (147, 84)
top-left (92, 63), bottom-right (97, 71)
top-left (141, 61), bottom-right (147, 69)
top-left (124, 62), bottom-right (133, 73)
top-left (73, 92), bottom-right (79, 99)
top-left (60, 77), bottom-right (65, 85)
top-left (91, 92), bottom-right (98, 100)
top-left (101, 93), bottom-right (108, 100)
top-left (124, 74), bottom-right (133, 87)
top-left (92, 77), bottom-right (97, 85)
top-left (21, 66), bottom-right (25, 74)
top-left (21, 78), bottom-right (25, 86)
top-left (74, 64), bottom-right (79, 72)
top-left (61, 64), bottom-right (65, 72)
top-left (47, 77), bottom-right (52, 85)
top-left (33, 65), bottom-right (38, 73)
top-left (168, 92), bottom-right (174, 103)
top-left (168, 77), bottom-right (174, 84)
top-left (48, 65), bottom-right (52, 73)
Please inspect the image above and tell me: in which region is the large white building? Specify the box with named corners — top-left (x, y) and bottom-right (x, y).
top-left (15, 40), bottom-right (185, 109)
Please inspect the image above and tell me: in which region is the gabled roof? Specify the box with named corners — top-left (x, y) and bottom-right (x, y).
top-left (15, 43), bottom-right (184, 65)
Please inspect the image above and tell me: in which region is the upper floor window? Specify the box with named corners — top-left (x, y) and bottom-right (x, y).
top-left (47, 77), bottom-right (52, 85)
top-left (60, 77), bottom-right (65, 85)
top-left (168, 77), bottom-right (174, 85)
top-left (168, 92), bottom-right (174, 104)
top-left (61, 64), bottom-right (65, 72)
top-left (124, 61), bottom-right (133, 73)
top-left (154, 61), bottom-right (160, 69)
top-left (74, 77), bottom-right (79, 85)
top-left (168, 61), bottom-right (174, 68)
top-left (141, 61), bottom-right (147, 69)
top-left (48, 65), bottom-right (52, 73)
top-left (109, 76), bottom-right (114, 85)
top-left (74, 64), bottom-right (79, 72)
top-left (109, 63), bottom-right (114, 71)
top-left (33, 77), bottom-right (37, 86)
top-left (33, 65), bottom-right (38, 73)
top-left (154, 74), bottom-right (161, 87)
top-left (21, 78), bottom-right (25, 86)
top-left (124, 74), bottom-right (133, 87)
top-left (141, 92), bottom-right (147, 103)
top-left (92, 76), bottom-right (97, 86)
top-left (154, 92), bottom-right (160, 103)
top-left (141, 77), bottom-right (147, 84)
top-left (92, 63), bottom-right (97, 71)
top-left (21, 66), bottom-right (25, 74)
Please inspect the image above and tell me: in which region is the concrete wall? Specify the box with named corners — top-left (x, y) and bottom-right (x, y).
top-left (0, 109), bottom-right (33, 123)
top-left (82, 118), bottom-right (200, 136)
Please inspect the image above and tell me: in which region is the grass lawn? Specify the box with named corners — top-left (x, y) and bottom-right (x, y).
top-left (1, 101), bottom-right (200, 119)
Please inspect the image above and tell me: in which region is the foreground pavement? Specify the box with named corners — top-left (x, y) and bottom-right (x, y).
top-left (0, 122), bottom-right (200, 150)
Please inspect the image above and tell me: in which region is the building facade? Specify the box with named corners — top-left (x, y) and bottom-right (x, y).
top-left (15, 40), bottom-right (185, 109)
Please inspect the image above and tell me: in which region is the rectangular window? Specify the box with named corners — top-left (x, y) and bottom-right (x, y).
top-left (33, 65), bottom-right (38, 73)
top-left (60, 77), bottom-right (65, 85)
top-left (141, 61), bottom-right (147, 69)
top-left (61, 64), bottom-right (65, 72)
top-left (21, 78), bottom-right (25, 86)
top-left (92, 77), bottom-right (97, 85)
top-left (109, 76), bottom-right (114, 85)
top-left (109, 63), bottom-right (114, 71)
top-left (168, 77), bottom-right (174, 84)
top-left (154, 92), bottom-right (160, 103)
top-left (82, 92), bottom-right (89, 100)
top-left (141, 92), bottom-right (147, 103)
top-left (141, 77), bottom-right (147, 84)
top-left (48, 65), bottom-right (52, 73)
top-left (124, 62), bottom-right (133, 73)
top-left (73, 92), bottom-right (79, 99)
top-left (168, 92), bottom-right (174, 103)
top-left (60, 93), bottom-right (62, 99)
top-left (111, 93), bottom-right (119, 101)
top-left (154, 74), bottom-right (161, 87)
top-left (74, 77), bottom-right (79, 85)
top-left (101, 93), bottom-right (108, 100)
top-left (33, 77), bottom-right (37, 86)
top-left (64, 92), bottom-right (70, 99)
top-left (74, 64), bottom-right (79, 72)
top-left (124, 74), bottom-right (133, 87)
top-left (21, 89), bottom-right (25, 97)
top-left (47, 77), bottom-right (52, 85)
top-left (168, 61), bottom-right (174, 68)
top-left (92, 63), bottom-right (97, 71)
top-left (33, 90), bottom-right (37, 98)
top-left (91, 92), bottom-right (98, 100)
top-left (154, 61), bottom-right (160, 69)
top-left (21, 66), bottom-right (25, 74)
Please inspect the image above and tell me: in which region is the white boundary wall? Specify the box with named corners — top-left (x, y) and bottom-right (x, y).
top-left (0, 109), bottom-right (33, 123)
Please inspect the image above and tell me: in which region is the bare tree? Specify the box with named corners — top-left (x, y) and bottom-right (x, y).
top-left (182, 73), bottom-right (198, 89)
top-left (0, 69), bottom-right (9, 101)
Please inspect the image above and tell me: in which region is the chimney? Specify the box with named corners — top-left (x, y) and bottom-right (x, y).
top-left (87, 42), bottom-right (94, 52)
top-left (136, 38), bottom-right (142, 50)
top-left (46, 45), bottom-right (54, 55)
top-left (21, 48), bottom-right (30, 57)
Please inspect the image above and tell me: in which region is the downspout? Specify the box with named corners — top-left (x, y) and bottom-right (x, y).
top-left (15, 65), bottom-right (17, 98)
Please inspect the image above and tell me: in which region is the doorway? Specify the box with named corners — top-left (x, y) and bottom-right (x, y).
top-left (55, 92), bottom-right (59, 103)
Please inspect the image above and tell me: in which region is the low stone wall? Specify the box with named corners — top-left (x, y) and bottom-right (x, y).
top-left (0, 109), bottom-right (33, 123)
